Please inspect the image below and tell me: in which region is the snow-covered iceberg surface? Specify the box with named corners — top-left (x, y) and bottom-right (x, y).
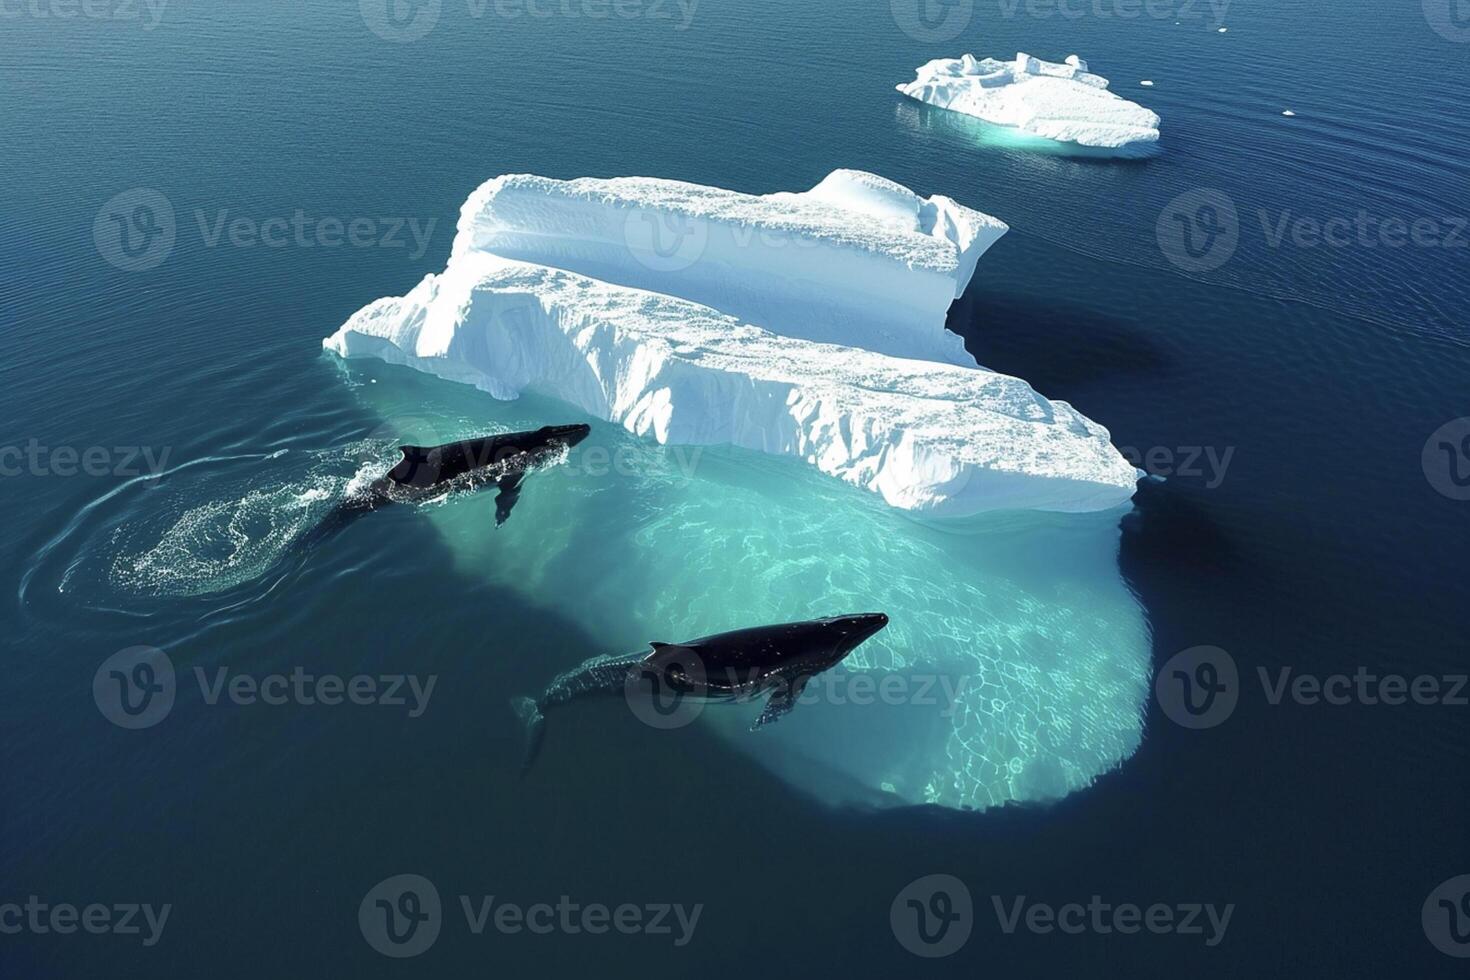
top-left (325, 252), bottom-right (1137, 515)
top-left (449, 169), bottom-right (1007, 366)
top-left (896, 53), bottom-right (1161, 149)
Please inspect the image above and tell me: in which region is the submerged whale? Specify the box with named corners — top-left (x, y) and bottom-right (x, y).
top-left (301, 424), bottom-right (591, 549)
top-left (512, 613), bottom-right (890, 772)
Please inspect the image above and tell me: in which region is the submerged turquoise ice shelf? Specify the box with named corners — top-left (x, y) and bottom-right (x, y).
top-left (342, 361), bottom-right (1152, 810)
top-left (73, 355), bottom-right (1149, 811)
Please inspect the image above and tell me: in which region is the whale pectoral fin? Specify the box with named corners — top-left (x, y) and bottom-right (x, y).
top-left (494, 474), bottom-right (525, 527)
top-left (752, 676), bottom-right (809, 730)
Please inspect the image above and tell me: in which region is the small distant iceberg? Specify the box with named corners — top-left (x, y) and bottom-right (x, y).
top-left (896, 53), bottom-right (1161, 150)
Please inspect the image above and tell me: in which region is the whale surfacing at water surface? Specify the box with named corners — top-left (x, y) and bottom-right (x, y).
top-left (512, 614), bottom-right (890, 773)
top-left (298, 423), bottom-right (592, 552)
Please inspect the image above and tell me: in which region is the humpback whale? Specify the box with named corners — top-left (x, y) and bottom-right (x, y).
top-left (512, 614), bottom-right (889, 772)
top-left (300, 424), bottom-right (591, 550)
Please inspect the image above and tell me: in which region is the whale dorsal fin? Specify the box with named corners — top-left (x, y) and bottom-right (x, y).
top-left (387, 445), bottom-right (435, 486)
top-left (643, 641), bottom-right (699, 664)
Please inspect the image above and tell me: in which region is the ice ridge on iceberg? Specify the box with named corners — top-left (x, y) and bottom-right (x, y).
top-left (896, 53), bottom-right (1161, 149)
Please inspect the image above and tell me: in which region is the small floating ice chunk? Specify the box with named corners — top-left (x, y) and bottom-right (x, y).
top-left (896, 52), bottom-right (1161, 148)
top-left (1282, 109), bottom-right (1295, 116)
top-left (1217, 26), bottom-right (1228, 32)
top-left (1140, 80), bottom-right (1154, 87)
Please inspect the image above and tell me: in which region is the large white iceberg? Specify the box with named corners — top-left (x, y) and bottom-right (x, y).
top-left (325, 170), bottom-right (1137, 516)
top-left (325, 252), bottom-right (1137, 515)
top-left (896, 53), bottom-right (1161, 149)
top-left (314, 168), bottom-right (1150, 809)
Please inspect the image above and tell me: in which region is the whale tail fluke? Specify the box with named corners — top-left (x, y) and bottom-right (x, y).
top-left (511, 696), bottom-right (546, 777)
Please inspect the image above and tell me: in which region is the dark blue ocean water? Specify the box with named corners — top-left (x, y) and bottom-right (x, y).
top-left (3, 0), bottom-right (1469, 976)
